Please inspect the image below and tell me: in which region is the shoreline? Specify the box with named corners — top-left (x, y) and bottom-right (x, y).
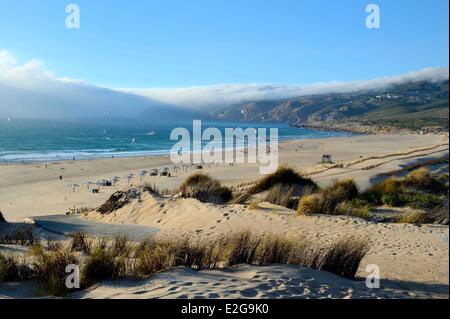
top-left (0, 130), bottom-right (356, 165)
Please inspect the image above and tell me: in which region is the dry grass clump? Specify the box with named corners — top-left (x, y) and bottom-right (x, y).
top-left (335, 199), bottom-right (373, 220)
top-left (265, 183), bottom-right (314, 209)
top-left (248, 166), bottom-right (317, 194)
top-left (320, 179), bottom-right (359, 214)
top-left (248, 200), bottom-right (260, 210)
top-left (397, 200), bottom-right (449, 225)
top-left (404, 167), bottom-right (448, 193)
top-left (69, 232), bottom-right (91, 253)
top-left (320, 236), bottom-right (370, 278)
top-left (1, 231), bottom-right (370, 294)
top-left (405, 167), bottom-right (433, 188)
top-left (111, 235), bottom-right (132, 257)
top-left (133, 232), bottom-right (370, 280)
top-left (369, 177), bottom-right (404, 195)
top-left (0, 226), bottom-right (35, 246)
top-left (0, 253), bottom-right (19, 283)
top-left (29, 245), bottom-right (79, 296)
top-left (180, 173), bottom-right (232, 204)
top-left (297, 194), bottom-right (322, 215)
top-left (82, 246), bottom-right (126, 287)
top-left (297, 179), bottom-right (360, 216)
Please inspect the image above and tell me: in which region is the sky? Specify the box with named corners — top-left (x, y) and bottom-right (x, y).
top-left (0, 0), bottom-right (448, 114)
top-left (0, 0), bottom-right (448, 88)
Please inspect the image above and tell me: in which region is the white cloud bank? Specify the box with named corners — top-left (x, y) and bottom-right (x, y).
top-left (122, 67), bottom-right (449, 109)
top-left (0, 50), bottom-right (173, 118)
top-left (1, 49), bottom-right (448, 117)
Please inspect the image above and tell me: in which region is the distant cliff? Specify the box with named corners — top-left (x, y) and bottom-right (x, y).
top-left (212, 80), bottom-right (449, 133)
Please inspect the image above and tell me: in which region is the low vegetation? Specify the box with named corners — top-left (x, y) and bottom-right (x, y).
top-left (180, 173), bottom-right (232, 204)
top-left (361, 168), bottom-right (448, 213)
top-left (295, 167), bottom-right (448, 224)
top-left (82, 246), bottom-right (126, 287)
top-left (69, 232), bottom-right (91, 253)
top-left (0, 231), bottom-right (371, 295)
top-left (29, 245), bottom-right (79, 296)
top-left (297, 178), bottom-right (361, 216)
top-left (248, 166), bottom-right (317, 194)
top-left (0, 226), bottom-right (35, 246)
top-left (0, 253), bottom-right (19, 283)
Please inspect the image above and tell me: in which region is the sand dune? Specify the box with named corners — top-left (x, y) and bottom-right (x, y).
top-left (0, 133), bottom-right (448, 299)
top-left (0, 133), bottom-right (447, 221)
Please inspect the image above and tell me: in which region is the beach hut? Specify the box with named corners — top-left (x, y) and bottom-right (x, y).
top-left (67, 184), bottom-right (80, 193)
top-left (82, 181), bottom-right (94, 190)
top-left (150, 168), bottom-right (159, 176)
top-left (322, 154), bottom-right (333, 164)
top-left (111, 176), bottom-right (120, 185)
top-left (160, 167), bottom-right (170, 176)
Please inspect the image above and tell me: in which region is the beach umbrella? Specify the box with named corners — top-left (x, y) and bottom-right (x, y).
top-left (126, 174), bottom-right (134, 183)
top-left (139, 170), bottom-right (148, 180)
top-left (67, 184), bottom-right (80, 192)
top-left (82, 181), bottom-right (94, 190)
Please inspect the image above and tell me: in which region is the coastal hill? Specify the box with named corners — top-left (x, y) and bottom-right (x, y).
top-left (212, 80), bottom-right (449, 133)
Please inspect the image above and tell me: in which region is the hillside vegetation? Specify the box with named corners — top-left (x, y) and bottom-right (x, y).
top-left (213, 80), bottom-right (449, 132)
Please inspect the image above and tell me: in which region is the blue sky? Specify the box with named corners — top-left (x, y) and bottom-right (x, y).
top-left (0, 0), bottom-right (448, 88)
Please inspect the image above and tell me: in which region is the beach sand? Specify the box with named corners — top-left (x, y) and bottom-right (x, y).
top-left (0, 133), bottom-right (447, 221)
top-left (0, 133), bottom-right (448, 299)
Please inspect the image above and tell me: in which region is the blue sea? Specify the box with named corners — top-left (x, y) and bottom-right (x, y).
top-left (0, 118), bottom-right (352, 163)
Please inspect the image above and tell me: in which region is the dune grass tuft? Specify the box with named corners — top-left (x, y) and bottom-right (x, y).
top-left (248, 166), bottom-right (317, 194)
top-left (133, 231), bottom-right (370, 280)
top-left (69, 232), bottom-right (91, 253)
top-left (82, 246), bottom-right (126, 287)
top-left (29, 245), bottom-right (79, 296)
top-left (180, 173), bottom-right (232, 204)
top-left (0, 226), bottom-right (35, 246)
top-left (0, 252), bottom-right (19, 283)
top-left (297, 194), bottom-right (323, 215)
top-left (320, 236), bottom-right (370, 279)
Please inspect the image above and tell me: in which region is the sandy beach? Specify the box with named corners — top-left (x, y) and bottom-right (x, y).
top-left (0, 133), bottom-right (448, 221)
top-left (0, 133), bottom-right (448, 299)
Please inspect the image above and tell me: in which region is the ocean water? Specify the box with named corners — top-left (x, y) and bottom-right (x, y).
top-left (0, 118), bottom-right (352, 162)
